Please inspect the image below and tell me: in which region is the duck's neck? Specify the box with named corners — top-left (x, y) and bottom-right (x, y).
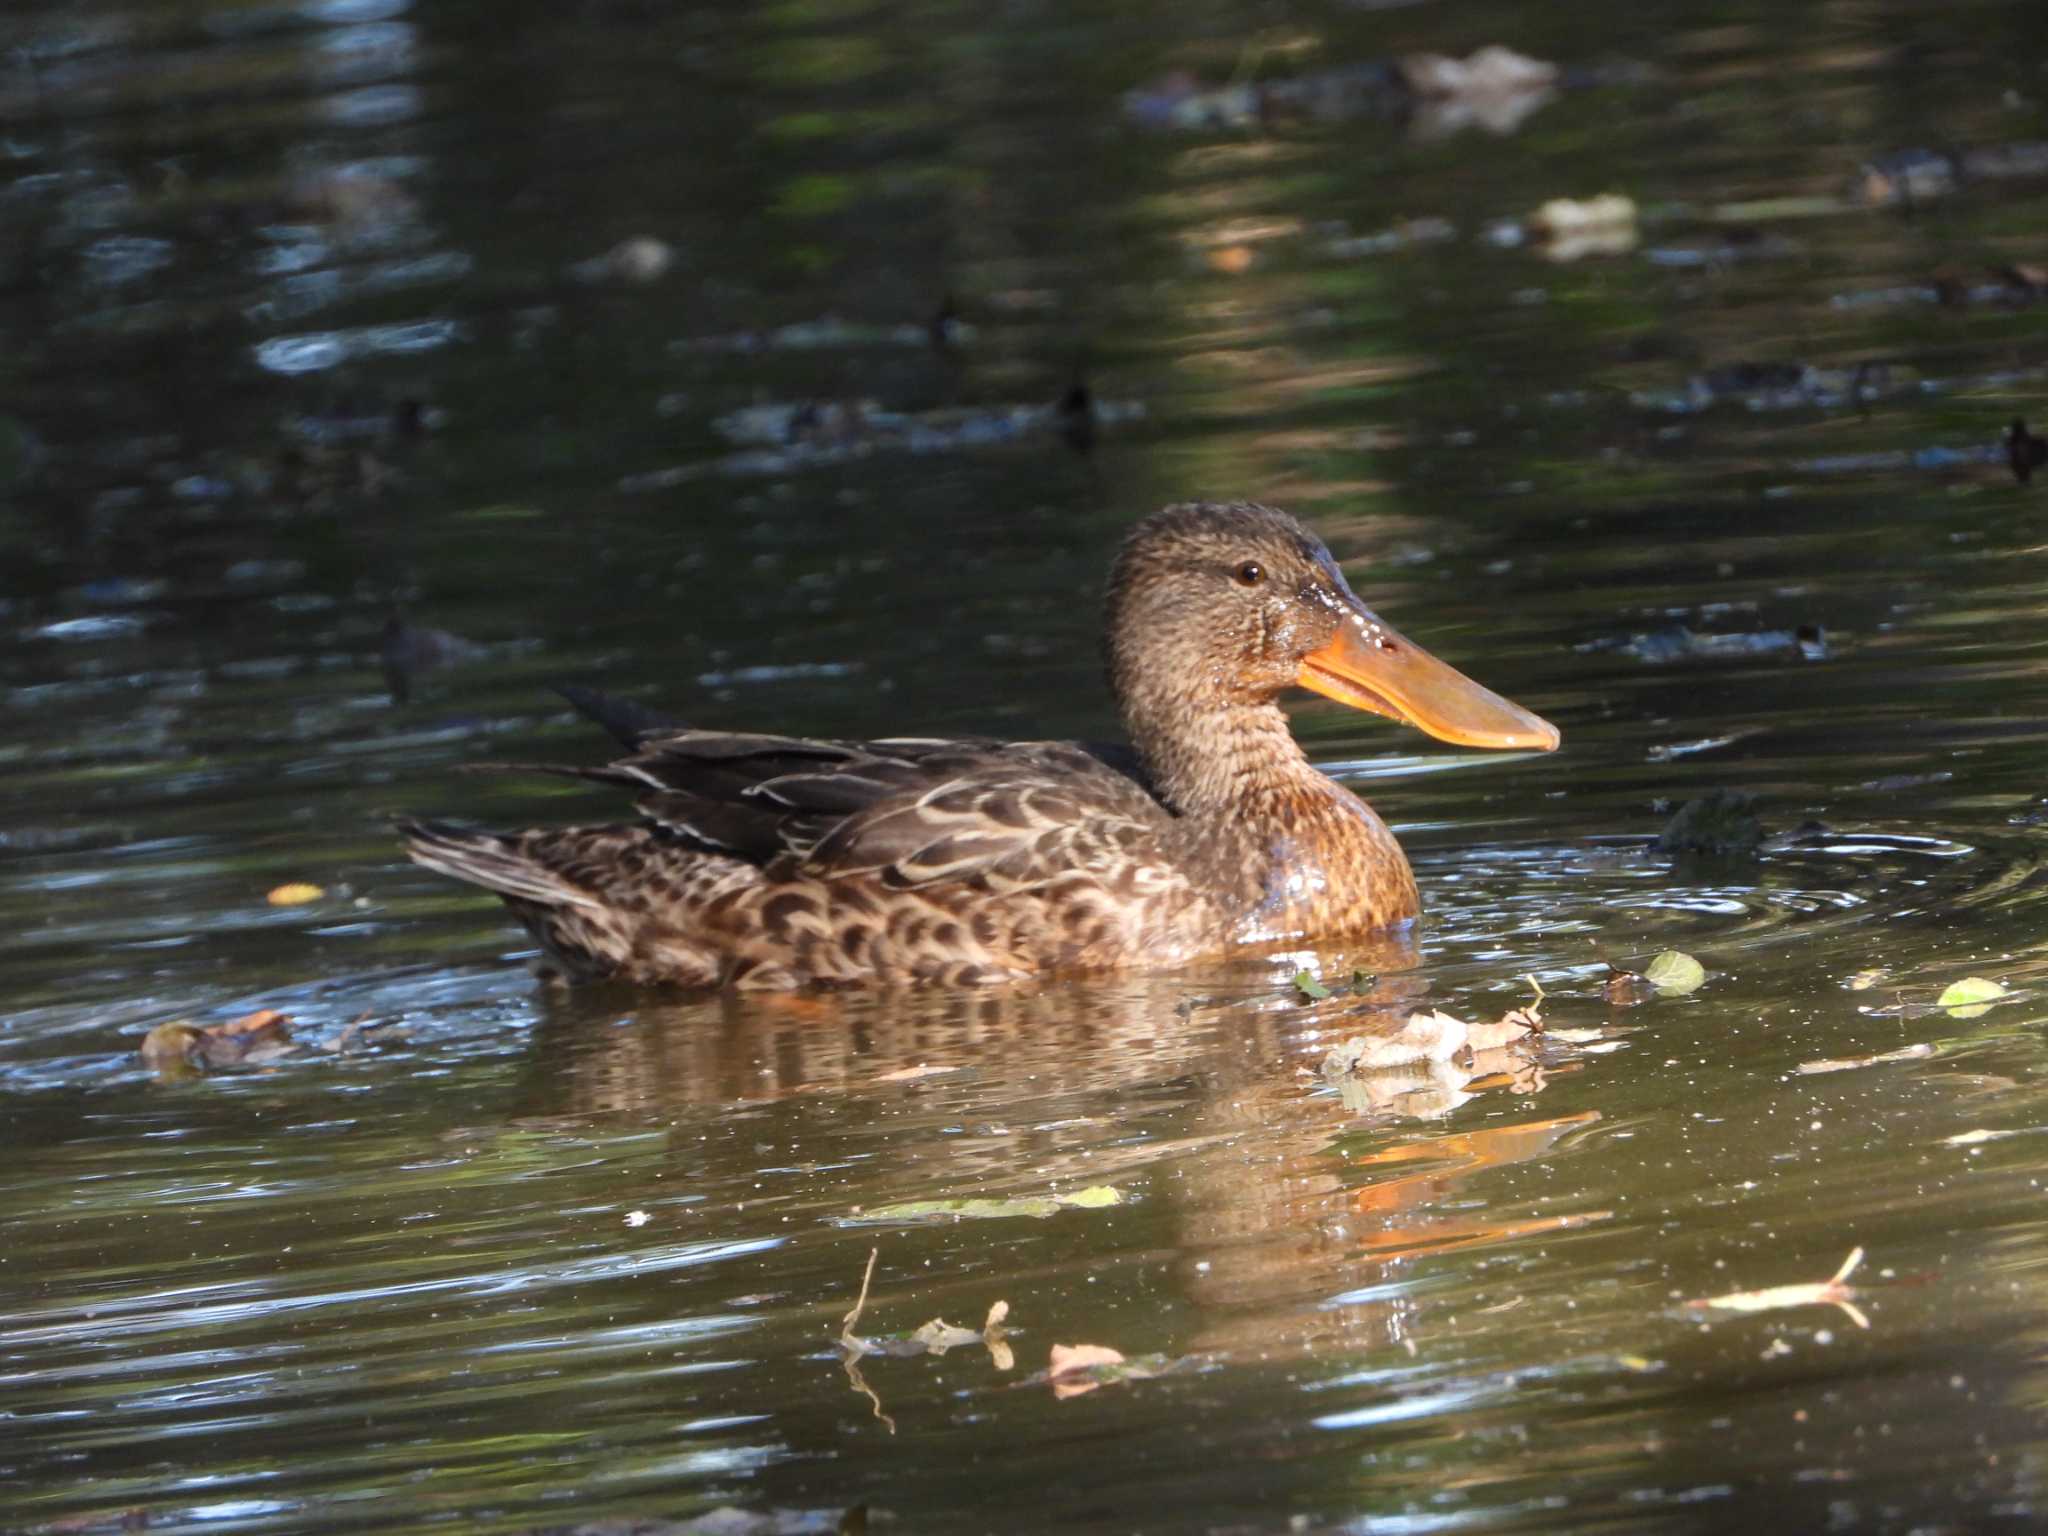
top-left (1131, 700), bottom-right (1420, 940)
top-left (1132, 697), bottom-right (1309, 817)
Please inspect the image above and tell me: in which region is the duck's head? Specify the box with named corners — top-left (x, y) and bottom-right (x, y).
top-left (1105, 502), bottom-right (1559, 757)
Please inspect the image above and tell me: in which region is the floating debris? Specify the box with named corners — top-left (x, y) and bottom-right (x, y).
top-left (1526, 193), bottom-right (1638, 261)
top-left (1396, 45), bottom-right (1559, 138)
top-left (842, 1185), bottom-right (1122, 1226)
top-left (1039, 1342), bottom-right (1196, 1399)
top-left (139, 1009), bottom-right (296, 1076)
top-left (835, 1248), bottom-right (1014, 1432)
top-left (1601, 968), bottom-right (1656, 1007)
top-left (1798, 1043), bottom-right (1937, 1076)
top-left (1319, 978), bottom-right (1549, 1073)
top-left (1686, 1247), bottom-right (1869, 1330)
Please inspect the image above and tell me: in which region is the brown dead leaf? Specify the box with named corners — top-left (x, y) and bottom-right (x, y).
top-left (1602, 968), bottom-right (1656, 1006)
top-left (140, 1010), bottom-right (296, 1076)
top-left (983, 1299), bottom-right (1014, 1371)
top-left (1048, 1342), bottom-right (1126, 1399)
top-left (1466, 1013), bottom-right (1539, 1051)
top-left (1049, 1342), bottom-right (1124, 1376)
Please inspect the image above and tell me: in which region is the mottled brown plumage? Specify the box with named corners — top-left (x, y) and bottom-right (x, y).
top-left (401, 502), bottom-right (1557, 988)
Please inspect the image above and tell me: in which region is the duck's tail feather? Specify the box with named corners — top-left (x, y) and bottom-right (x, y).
top-left (397, 818), bottom-right (603, 909)
top-left (555, 684), bottom-right (685, 749)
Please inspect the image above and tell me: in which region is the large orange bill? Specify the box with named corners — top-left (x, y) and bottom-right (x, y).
top-left (1297, 608), bottom-right (1560, 751)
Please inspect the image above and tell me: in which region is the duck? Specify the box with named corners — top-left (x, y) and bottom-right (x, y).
top-left (400, 501), bottom-right (1558, 988)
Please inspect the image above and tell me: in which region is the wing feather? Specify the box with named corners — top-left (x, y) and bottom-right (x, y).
top-left (495, 693), bottom-right (1174, 886)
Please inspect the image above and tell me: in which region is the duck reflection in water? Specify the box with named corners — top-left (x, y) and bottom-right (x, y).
top-left (514, 936), bottom-right (1604, 1365)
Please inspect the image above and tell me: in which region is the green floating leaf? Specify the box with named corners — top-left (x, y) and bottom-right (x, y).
top-left (1057, 1184), bottom-right (1123, 1209)
top-left (1293, 969), bottom-right (1333, 1001)
top-left (1938, 976), bottom-right (2007, 1019)
top-left (845, 1186), bottom-right (1122, 1226)
top-left (1645, 950), bottom-right (1706, 995)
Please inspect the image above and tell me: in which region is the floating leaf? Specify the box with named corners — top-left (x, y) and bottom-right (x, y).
top-left (907, 1318), bottom-right (984, 1352)
top-left (1058, 1185), bottom-right (1123, 1209)
top-left (1321, 1009), bottom-right (1468, 1073)
top-left (1938, 977), bottom-right (2007, 1019)
top-left (266, 882), bottom-right (325, 906)
top-left (1645, 950), bottom-right (1707, 995)
top-left (1048, 1343), bottom-right (1125, 1376)
top-left (1043, 1342), bottom-right (1192, 1398)
top-left (1293, 969), bottom-right (1332, 1001)
top-left (1797, 1043), bottom-right (1936, 1075)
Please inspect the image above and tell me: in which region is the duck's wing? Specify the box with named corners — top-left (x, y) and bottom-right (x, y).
top-left (503, 689), bottom-right (1171, 878)
top-left (793, 740), bottom-right (1176, 892)
top-left (605, 729), bottom-right (1014, 859)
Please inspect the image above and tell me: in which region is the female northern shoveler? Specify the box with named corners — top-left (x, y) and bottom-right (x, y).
top-left (401, 502), bottom-right (1557, 988)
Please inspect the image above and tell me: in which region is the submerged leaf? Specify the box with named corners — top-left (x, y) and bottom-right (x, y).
top-left (1645, 950), bottom-right (1707, 995)
top-left (1938, 977), bottom-right (2007, 1019)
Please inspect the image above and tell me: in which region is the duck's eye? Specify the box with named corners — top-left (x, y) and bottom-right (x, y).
top-left (1233, 560), bottom-right (1265, 587)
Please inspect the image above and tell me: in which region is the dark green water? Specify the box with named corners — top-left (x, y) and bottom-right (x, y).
top-left (6, 1), bottom-right (2048, 1531)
